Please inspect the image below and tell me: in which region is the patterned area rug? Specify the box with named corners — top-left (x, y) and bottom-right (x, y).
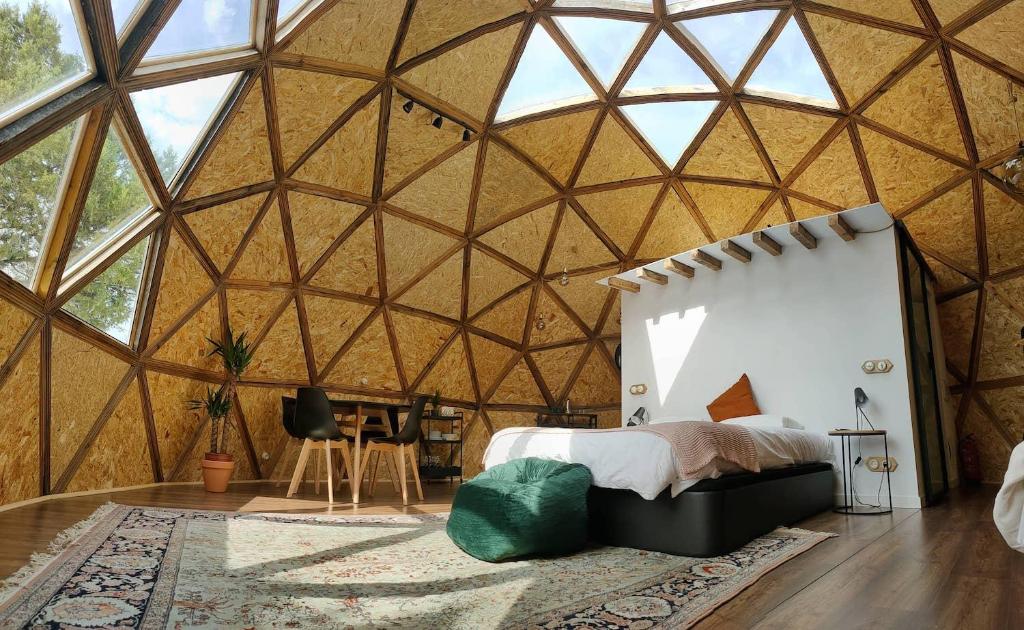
top-left (0, 504), bottom-right (834, 628)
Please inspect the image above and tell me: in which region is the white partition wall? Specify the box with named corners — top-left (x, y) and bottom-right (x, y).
top-left (615, 205), bottom-right (926, 508)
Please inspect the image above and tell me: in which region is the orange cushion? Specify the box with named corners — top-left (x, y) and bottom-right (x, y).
top-left (707, 374), bottom-right (761, 421)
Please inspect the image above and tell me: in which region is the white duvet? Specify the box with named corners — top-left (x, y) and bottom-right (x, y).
top-left (482, 423), bottom-right (834, 500)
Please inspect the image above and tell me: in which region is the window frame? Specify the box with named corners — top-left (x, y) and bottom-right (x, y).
top-left (134, 0), bottom-right (261, 72)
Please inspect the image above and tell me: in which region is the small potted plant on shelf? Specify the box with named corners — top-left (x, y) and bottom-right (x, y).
top-left (431, 389), bottom-right (442, 416)
top-left (187, 327), bottom-right (253, 493)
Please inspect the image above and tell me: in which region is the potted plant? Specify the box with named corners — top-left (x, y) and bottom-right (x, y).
top-left (189, 386), bottom-right (234, 492)
top-left (431, 389), bottom-right (442, 416)
top-left (186, 328), bottom-right (253, 492)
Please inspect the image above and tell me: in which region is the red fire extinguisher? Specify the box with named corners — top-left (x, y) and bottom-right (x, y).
top-left (959, 434), bottom-right (982, 484)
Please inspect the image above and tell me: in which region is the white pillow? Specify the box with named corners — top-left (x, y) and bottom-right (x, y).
top-left (721, 414), bottom-right (801, 429)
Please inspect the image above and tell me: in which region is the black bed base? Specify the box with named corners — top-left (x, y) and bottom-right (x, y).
top-left (587, 463), bottom-right (834, 558)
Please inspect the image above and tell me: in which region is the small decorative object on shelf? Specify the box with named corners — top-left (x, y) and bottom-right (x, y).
top-left (431, 389), bottom-right (442, 415)
top-left (419, 408), bottom-right (464, 483)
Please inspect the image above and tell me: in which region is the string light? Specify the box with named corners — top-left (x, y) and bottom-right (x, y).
top-left (402, 100), bottom-right (414, 113)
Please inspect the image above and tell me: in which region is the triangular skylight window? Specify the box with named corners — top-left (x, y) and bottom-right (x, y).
top-left (0, 117), bottom-right (84, 288)
top-left (63, 236), bottom-right (150, 345)
top-left (131, 72), bottom-right (240, 187)
top-left (0, 1), bottom-right (93, 126)
top-left (67, 124), bottom-right (154, 269)
top-left (677, 10), bottom-right (777, 82)
top-left (620, 101), bottom-right (717, 166)
top-left (277, 0), bottom-right (307, 23)
top-left (745, 18), bottom-right (837, 107)
top-left (553, 0), bottom-right (653, 11)
top-left (111, 0), bottom-right (146, 38)
top-left (496, 25), bottom-right (597, 122)
top-left (554, 17), bottom-right (645, 88)
top-left (622, 31), bottom-right (714, 96)
top-left (143, 0), bottom-right (254, 62)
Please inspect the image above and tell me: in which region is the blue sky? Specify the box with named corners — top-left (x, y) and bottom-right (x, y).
top-left (624, 31), bottom-right (713, 94)
top-left (677, 10), bottom-right (778, 81)
top-left (145, 0), bottom-right (254, 59)
top-left (746, 17), bottom-right (836, 105)
top-left (497, 24), bottom-right (596, 120)
top-left (620, 100), bottom-right (717, 165)
top-left (555, 16), bottom-right (645, 87)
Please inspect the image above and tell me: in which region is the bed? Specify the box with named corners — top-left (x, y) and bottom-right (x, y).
top-left (482, 419), bottom-right (835, 557)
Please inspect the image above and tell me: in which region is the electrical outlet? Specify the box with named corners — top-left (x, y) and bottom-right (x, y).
top-left (866, 456), bottom-right (897, 472)
top-left (862, 359), bottom-right (894, 374)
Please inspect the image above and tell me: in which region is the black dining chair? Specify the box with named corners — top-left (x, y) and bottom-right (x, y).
top-left (358, 395), bottom-right (428, 505)
top-left (283, 387), bottom-right (355, 504)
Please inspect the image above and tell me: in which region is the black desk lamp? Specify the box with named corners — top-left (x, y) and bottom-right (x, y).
top-left (854, 387), bottom-right (875, 430)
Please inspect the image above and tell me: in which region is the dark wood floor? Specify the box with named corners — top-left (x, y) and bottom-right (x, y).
top-left (1, 481), bottom-right (1020, 629)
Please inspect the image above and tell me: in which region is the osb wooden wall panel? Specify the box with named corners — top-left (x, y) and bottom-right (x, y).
top-left (742, 104), bottom-right (834, 179)
top-left (930, 0), bottom-right (979, 24)
top-left (816, 0), bottom-right (922, 26)
top-left (683, 109), bottom-right (769, 183)
top-left (468, 334), bottom-right (517, 395)
top-left (902, 182), bottom-right (977, 272)
top-left (309, 216), bottom-right (379, 296)
top-left (229, 200), bottom-right (291, 283)
top-left (549, 270), bottom-right (613, 330)
top-left (246, 301), bottom-right (309, 382)
top-left (602, 293), bottom-right (621, 336)
top-left (461, 417), bottom-right (490, 478)
top-left (787, 197), bottom-right (830, 220)
top-left (950, 52), bottom-right (1021, 160)
top-left (146, 370), bottom-right (210, 480)
top-left (401, 25), bottom-right (521, 120)
top-left (388, 144), bottom-right (476, 230)
top-left (65, 380), bottom-right (152, 493)
top-left (383, 212), bottom-right (459, 292)
top-left (303, 295), bottom-right (374, 372)
top-left (0, 334), bottom-right (39, 505)
top-left (753, 200), bottom-right (790, 230)
top-left (568, 350), bottom-right (619, 407)
top-left (546, 208), bottom-right (616, 273)
top-left (806, 12), bottom-right (922, 106)
top-left (499, 109), bottom-right (598, 184)
top-left (227, 288), bottom-right (289, 340)
top-left (474, 142), bottom-right (555, 229)
top-left (530, 289), bottom-right (587, 347)
top-left (397, 0), bottom-right (524, 65)
top-left (577, 115), bottom-right (661, 187)
top-left (467, 249), bottom-right (528, 317)
top-left (383, 92), bottom-right (465, 191)
top-left (49, 328), bottom-right (130, 482)
top-left (274, 69), bottom-right (375, 169)
top-left (637, 189), bottom-right (707, 260)
top-left (391, 311), bottom-right (455, 384)
top-left (956, 2), bottom-right (1024, 75)
top-left (977, 283), bottom-right (1024, 380)
top-left (576, 183), bottom-right (661, 253)
top-left (487, 410), bottom-right (536, 434)
top-left (789, 130), bottom-right (869, 209)
top-left (237, 384), bottom-right (296, 472)
top-left (395, 250), bottom-right (464, 319)
top-left (937, 292), bottom-right (976, 375)
top-left (859, 127), bottom-right (963, 212)
top-left (417, 336), bottom-right (475, 401)
top-left (532, 344), bottom-right (586, 399)
top-left (982, 181), bottom-right (1024, 274)
top-left (183, 193), bottom-right (266, 272)
top-left (472, 288), bottom-right (530, 342)
top-left (285, 0), bottom-right (404, 70)
top-left (0, 299), bottom-right (35, 363)
top-left (961, 402), bottom-right (1013, 483)
top-left (325, 315), bottom-right (400, 390)
top-left (686, 183), bottom-right (768, 240)
top-left (186, 79), bottom-right (274, 200)
top-left (491, 359), bottom-right (545, 405)
top-left (476, 202), bottom-right (556, 271)
top-left (984, 385), bottom-right (1024, 442)
top-left (293, 96), bottom-right (380, 196)
top-left (149, 230), bottom-right (214, 343)
top-left (153, 296), bottom-right (223, 371)
top-left (287, 193), bottom-right (364, 275)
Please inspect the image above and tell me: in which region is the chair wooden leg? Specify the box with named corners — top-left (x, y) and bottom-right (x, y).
top-left (368, 451), bottom-right (381, 498)
top-left (324, 440), bottom-right (334, 504)
top-left (356, 443), bottom-right (375, 497)
top-left (383, 450), bottom-right (401, 493)
top-left (338, 441), bottom-right (354, 487)
top-left (397, 445), bottom-right (409, 505)
top-left (287, 439), bottom-right (312, 497)
top-left (408, 447), bottom-right (423, 501)
top-left (314, 451), bottom-right (321, 495)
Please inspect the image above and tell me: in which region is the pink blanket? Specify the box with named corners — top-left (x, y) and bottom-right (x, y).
top-left (631, 421), bottom-right (759, 480)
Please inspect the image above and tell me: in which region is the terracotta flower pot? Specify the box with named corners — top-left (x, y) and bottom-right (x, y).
top-left (201, 452), bottom-right (235, 492)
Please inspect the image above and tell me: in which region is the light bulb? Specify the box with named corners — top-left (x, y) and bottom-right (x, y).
top-left (559, 268), bottom-right (569, 286)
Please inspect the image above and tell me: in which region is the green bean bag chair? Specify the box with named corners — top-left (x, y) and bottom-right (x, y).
top-left (446, 457), bottom-right (593, 562)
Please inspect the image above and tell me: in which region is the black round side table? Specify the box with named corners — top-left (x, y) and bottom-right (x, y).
top-left (828, 429), bottom-right (893, 515)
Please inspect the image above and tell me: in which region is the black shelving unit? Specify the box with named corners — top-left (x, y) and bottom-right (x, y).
top-left (419, 411), bottom-right (463, 483)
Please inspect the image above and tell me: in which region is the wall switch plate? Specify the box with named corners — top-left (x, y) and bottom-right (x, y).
top-left (866, 456), bottom-right (897, 472)
top-left (629, 384), bottom-right (648, 395)
top-left (862, 359), bottom-right (893, 374)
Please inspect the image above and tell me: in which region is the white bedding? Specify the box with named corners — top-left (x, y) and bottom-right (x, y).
top-left (482, 423), bottom-right (834, 500)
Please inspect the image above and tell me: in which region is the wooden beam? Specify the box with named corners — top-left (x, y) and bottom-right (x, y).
top-left (691, 249), bottom-right (722, 271)
top-left (752, 231), bottom-right (783, 256)
top-left (790, 222), bottom-right (818, 250)
top-left (608, 277), bottom-right (640, 293)
top-left (828, 214), bottom-right (856, 241)
top-left (721, 239), bottom-right (752, 263)
top-left (663, 257), bottom-right (695, 278)
top-left (635, 267), bottom-right (667, 285)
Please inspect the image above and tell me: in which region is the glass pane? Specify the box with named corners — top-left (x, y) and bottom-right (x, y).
top-left (622, 31), bottom-right (713, 96)
top-left (496, 25), bottom-right (596, 121)
top-left (554, 17), bottom-right (645, 87)
top-left (0, 117), bottom-right (80, 286)
top-left (746, 18), bottom-right (836, 107)
top-left (0, 0), bottom-right (91, 122)
top-left (553, 0), bottom-right (653, 10)
top-left (63, 236), bottom-right (149, 344)
top-left (111, 0), bottom-right (146, 37)
top-left (131, 72), bottom-right (239, 186)
top-left (144, 0), bottom-right (253, 61)
top-left (68, 125), bottom-right (152, 268)
top-left (620, 100), bottom-right (717, 165)
top-left (677, 10), bottom-right (777, 82)
top-left (277, 0), bottom-right (305, 22)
